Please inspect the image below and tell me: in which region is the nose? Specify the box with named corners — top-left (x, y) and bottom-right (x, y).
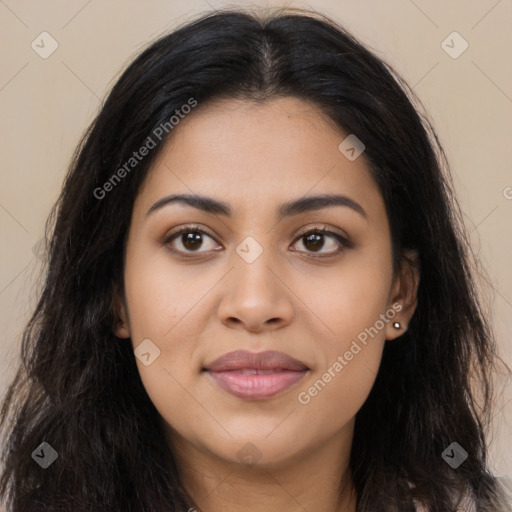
top-left (217, 247), bottom-right (295, 333)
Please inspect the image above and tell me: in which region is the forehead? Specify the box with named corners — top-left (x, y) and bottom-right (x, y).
top-left (136, 96), bottom-right (385, 222)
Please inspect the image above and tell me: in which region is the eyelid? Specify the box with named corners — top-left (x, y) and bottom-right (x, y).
top-left (292, 224), bottom-right (349, 243)
top-left (161, 223), bottom-right (218, 246)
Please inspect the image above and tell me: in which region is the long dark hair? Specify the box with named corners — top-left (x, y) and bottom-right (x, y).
top-left (0, 8), bottom-right (509, 511)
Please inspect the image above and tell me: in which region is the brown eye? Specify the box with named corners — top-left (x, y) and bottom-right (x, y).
top-left (163, 227), bottom-right (220, 254)
top-left (291, 228), bottom-right (349, 257)
top-left (303, 232), bottom-right (325, 252)
top-left (181, 231), bottom-right (204, 251)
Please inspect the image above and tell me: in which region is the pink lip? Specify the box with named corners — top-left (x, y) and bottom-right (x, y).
top-left (204, 350), bottom-right (309, 400)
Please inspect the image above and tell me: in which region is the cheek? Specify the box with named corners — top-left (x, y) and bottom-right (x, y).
top-left (293, 247), bottom-right (393, 343)
top-left (123, 241), bottom-right (206, 340)
top-left (122, 235), bottom-right (245, 426)
top-left (292, 251), bottom-right (392, 427)
top-left (296, 325), bottom-right (386, 436)
top-left (295, 342), bottom-right (384, 445)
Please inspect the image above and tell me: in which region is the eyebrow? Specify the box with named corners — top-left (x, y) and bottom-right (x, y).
top-left (146, 193), bottom-right (367, 220)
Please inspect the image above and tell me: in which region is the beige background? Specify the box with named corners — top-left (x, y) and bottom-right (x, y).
top-left (1, 0), bottom-right (511, 476)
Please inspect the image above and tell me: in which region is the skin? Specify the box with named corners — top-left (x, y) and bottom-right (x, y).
top-left (115, 96), bottom-right (419, 512)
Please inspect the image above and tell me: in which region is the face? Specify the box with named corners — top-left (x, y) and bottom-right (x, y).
top-left (115, 96), bottom-right (418, 471)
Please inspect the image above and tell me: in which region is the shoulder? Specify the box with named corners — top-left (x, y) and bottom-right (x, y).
top-left (414, 496), bottom-right (476, 512)
top-left (409, 481), bottom-right (476, 512)
top-left (414, 475), bottom-right (512, 511)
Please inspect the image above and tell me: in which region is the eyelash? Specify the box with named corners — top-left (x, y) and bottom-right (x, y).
top-left (162, 224), bottom-right (351, 260)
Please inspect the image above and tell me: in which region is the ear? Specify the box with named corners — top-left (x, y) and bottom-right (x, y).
top-left (113, 286), bottom-right (131, 339)
top-left (385, 249), bottom-right (420, 341)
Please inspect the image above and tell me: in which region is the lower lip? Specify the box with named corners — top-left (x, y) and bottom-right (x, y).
top-left (207, 370), bottom-right (307, 400)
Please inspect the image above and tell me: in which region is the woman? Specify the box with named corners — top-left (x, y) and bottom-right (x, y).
top-left (0, 8), bottom-right (510, 511)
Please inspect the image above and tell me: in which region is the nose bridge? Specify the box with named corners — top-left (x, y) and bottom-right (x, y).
top-left (231, 234), bottom-right (281, 300)
top-left (216, 233), bottom-right (294, 331)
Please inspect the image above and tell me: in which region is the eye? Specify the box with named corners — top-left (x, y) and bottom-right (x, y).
top-left (162, 224), bottom-right (350, 259)
top-left (290, 226), bottom-right (350, 258)
top-left (162, 225), bottom-right (221, 255)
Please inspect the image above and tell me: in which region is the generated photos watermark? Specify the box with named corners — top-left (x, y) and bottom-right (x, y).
top-left (297, 303), bottom-right (402, 405)
top-left (93, 97), bottom-right (198, 200)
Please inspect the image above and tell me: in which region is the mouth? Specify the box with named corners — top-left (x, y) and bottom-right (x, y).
top-left (203, 350), bottom-right (309, 400)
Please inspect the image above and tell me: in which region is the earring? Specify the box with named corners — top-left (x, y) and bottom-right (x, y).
top-left (393, 322), bottom-right (401, 329)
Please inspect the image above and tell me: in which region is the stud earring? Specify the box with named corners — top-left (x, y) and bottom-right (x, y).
top-left (393, 322), bottom-right (401, 329)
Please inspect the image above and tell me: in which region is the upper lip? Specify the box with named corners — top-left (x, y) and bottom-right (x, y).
top-left (204, 350), bottom-right (309, 372)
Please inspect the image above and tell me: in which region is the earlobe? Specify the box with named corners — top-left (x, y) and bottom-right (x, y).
top-left (114, 319), bottom-right (131, 339)
top-left (386, 302), bottom-right (407, 341)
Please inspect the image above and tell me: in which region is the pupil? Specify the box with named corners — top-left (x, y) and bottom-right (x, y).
top-left (183, 231), bottom-right (202, 250)
top-left (304, 233), bottom-right (324, 252)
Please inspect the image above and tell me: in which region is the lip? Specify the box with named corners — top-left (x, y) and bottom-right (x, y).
top-left (204, 350), bottom-right (309, 400)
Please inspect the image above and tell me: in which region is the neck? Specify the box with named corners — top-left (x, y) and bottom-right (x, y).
top-left (166, 425), bottom-right (357, 512)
